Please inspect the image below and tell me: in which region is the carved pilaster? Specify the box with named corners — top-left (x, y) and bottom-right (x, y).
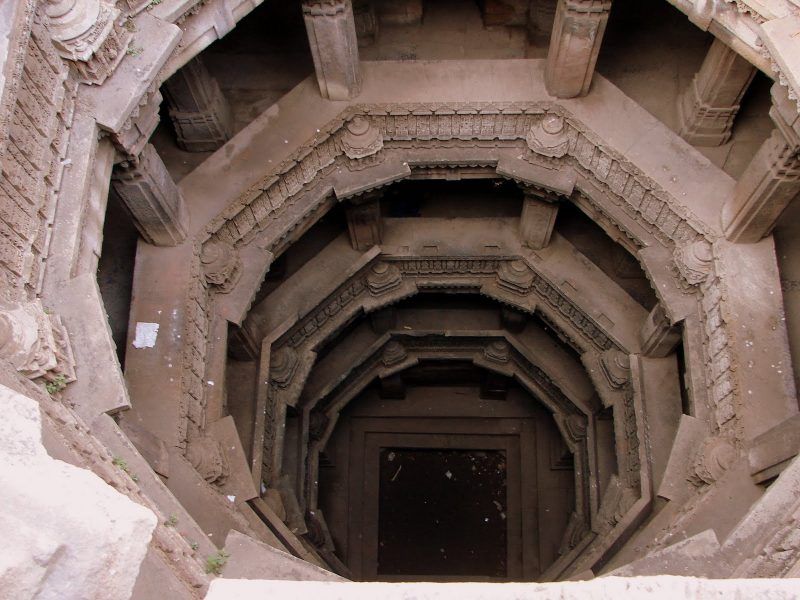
top-left (162, 56), bottom-right (234, 152)
top-left (640, 304), bottom-right (681, 358)
top-left (111, 144), bottom-right (188, 247)
top-left (722, 85), bottom-right (800, 243)
top-left (520, 190), bottom-right (559, 249)
top-left (678, 38), bottom-right (757, 147)
top-left (345, 192), bottom-right (382, 250)
top-left (302, 0), bottom-right (362, 100)
top-left (44, 0), bottom-right (130, 85)
top-left (545, 0), bottom-right (612, 99)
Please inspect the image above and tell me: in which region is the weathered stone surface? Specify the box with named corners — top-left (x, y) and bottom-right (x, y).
top-left (205, 576), bottom-right (800, 599)
top-left (0, 383), bottom-right (156, 600)
top-left (373, 0), bottom-right (422, 24)
top-left (519, 192), bottom-right (558, 250)
top-left (223, 530), bottom-right (346, 581)
top-left (607, 530), bottom-right (730, 577)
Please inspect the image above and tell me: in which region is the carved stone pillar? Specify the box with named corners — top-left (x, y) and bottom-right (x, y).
top-left (345, 192), bottom-right (382, 250)
top-left (520, 190), bottom-right (558, 249)
top-left (111, 144), bottom-right (188, 247)
top-left (44, 0), bottom-right (130, 85)
top-left (640, 304), bottom-right (681, 358)
top-left (721, 85), bottom-right (800, 243)
top-left (544, 0), bottom-right (612, 99)
top-left (528, 0), bottom-right (558, 45)
top-left (677, 38), bottom-right (757, 146)
top-left (302, 0), bottom-right (362, 101)
top-left (162, 56), bottom-right (234, 152)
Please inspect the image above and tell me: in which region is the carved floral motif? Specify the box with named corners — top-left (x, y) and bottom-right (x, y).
top-left (200, 240), bottom-right (242, 293)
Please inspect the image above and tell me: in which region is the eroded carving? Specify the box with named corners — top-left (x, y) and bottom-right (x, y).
top-left (674, 239), bottom-right (714, 285)
top-left (600, 349), bottom-right (631, 389)
top-left (496, 259), bottom-right (535, 294)
top-left (366, 261), bottom-right (402, 296)
top-left (200, 240), bottom-right (243, 293)
top-left (186, 436), bottom-right (230, 485)
top-left (526, 113), bottom-right (570, 157)
top-left (341, 115), bottom-right (384, 159)
top-left (693, 437), bottom-right (737, 485)
top-left (270, 346), bottom-right (299, 388)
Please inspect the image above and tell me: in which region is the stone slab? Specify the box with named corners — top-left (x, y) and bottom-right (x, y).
top-left (749, 413), bottom-right (800, 483)
top-left (81, 13), bottom-right (181, 133)
top-left (607, 530), bottom-right (729, 578)
top-left (206, 415), bottom-right (259, 505)
top-left (657, 415), bottom-right (707, 502)
top-left (223, 530), bottom-right (346, 581)
top-left (53, 273), bottom-right (131, 421)
top-left (205, 576), bottom-right (800, 599)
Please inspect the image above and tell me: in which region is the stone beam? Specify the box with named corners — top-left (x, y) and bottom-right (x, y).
top-left (520, 190), bottom-right (558, 249)
top-left (373, 0), bottom-right (422, 25)
top-left (544, 0), bottom-right (612, 99)
top-left (111, 144), bottom-right (189, 247)
top-left (721, 84), bottom-right (800, 243)
top-left (162, 56), bottom-right (234, 152)
top-left (302, 0), bottom-right (362, 100)
top-left (345, 193), bottom-right (382, 250)
top-left (677, 38), bottom-right (756, 147)
top-left (639, 304), bottom-right (681, 358)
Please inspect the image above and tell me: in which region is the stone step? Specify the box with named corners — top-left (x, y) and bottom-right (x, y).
top-left (605, 529), bottom-right (730, 578)
top-left (222, 530), bottom-right (347, 581)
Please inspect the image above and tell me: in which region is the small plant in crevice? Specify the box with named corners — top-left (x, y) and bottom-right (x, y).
top-left (112, 456), bottom-right (129, 472)
top-left (205, 550), bottom-right (229, 576)
top-left (165, 514), bottom-right (178, 527)
top-left (126, 45), bottom-right (143, 57)
top-left (45, 374), bottom-right (67, 395)
top-left (190, 541), bottom-right (199, 551)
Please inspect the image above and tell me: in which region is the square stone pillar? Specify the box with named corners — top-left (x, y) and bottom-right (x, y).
top-left (162, 56), bottom-right (234, 152)
top-left (545, 0), bottom-right (612, 99)
top-left (111, 144), bottom-right (188, 246)
top-left (677, 38), bottom-right (757, 147)
top-left (520, 191), bottom-right (558, 249)
top-left (303, 0), bottom-right (362, 100)
top-left (345, 192), bottom-right (382, 250)
top-left (721, 85), bottom-right (800, 243)
top-left (640, 304), bottom-right (681, 358)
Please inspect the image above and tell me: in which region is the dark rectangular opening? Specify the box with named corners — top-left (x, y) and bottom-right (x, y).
top-left (377, 447), bottom-right (508, 577)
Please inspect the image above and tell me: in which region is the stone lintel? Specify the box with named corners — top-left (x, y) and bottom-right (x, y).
top-left (545, 0), bottom-right (612, 99)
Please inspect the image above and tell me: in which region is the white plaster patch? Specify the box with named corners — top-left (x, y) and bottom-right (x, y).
top-left (132, 322), bottom-right (159, 348)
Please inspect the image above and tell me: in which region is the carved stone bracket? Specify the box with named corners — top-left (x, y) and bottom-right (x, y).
top-left (0, 300), bottom-right (76, 387)
top-left (526, 113), bottom-right (570, 157)
top-left (381, 339), bottom-right (407, 366)
top-left (341, 116), bottom-right (383, 159)
top-left (201, 240), bottom-right (243, 293)
top-left (44, 0), bottom-right (130, 85)
top-left (674, 239), bottom-right (713, 285)
top-left (366, 261), bottom-right (402, 296)
top-left (497, 259), bottom-right (535, 295)
top-left (186, 436), bottom-right (230, 485)
top-left (270, 346), bottom-right (299, 389)
top-left (692, 436), bottom-right (737, 485)
top-left (600, 349), bottom-right (631, 389)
